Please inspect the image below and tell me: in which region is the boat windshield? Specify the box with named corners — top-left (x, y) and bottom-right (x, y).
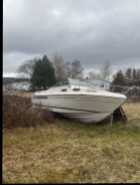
top-left (53, 80), bottom-right (69, 87)
top-left (68, 78), bottom-right (90, 87)
top-left (68, 78), bottom-right (110, 90)
top-left (52, 78), bottom-right (110, 90)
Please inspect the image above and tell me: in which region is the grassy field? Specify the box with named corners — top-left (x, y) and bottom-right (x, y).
top-left (3, 102), bottom-right (140, 183)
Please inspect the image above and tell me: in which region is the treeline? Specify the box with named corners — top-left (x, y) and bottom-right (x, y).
top-left (18, 53), bottom-right (140, 97)
top-left (112, 68), bottom-right (140, 86)
top-left (18, 54), bottom-right (83, 90)
top-left (111, 68), bottom-right (140, 97)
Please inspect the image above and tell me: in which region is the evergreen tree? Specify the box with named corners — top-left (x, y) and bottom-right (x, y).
top-left (30, 55), bottom-right (56, 90)
top-left (132, 68), bottom-right (137, 81)
top-left (112, 70), bottom-right (125, 85)
top-left (111, 70), bottom-right (126, 92)
top-left (136, 69), bottom-right (140, 80)
top-left (125, 68), bottom-right (132, 80)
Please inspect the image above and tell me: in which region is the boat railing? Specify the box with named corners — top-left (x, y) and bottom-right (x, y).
top-left (52, 78), bottom-right (139, 95)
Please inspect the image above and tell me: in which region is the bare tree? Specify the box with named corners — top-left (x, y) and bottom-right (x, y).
top-left (71, 60), bottom-right (83, 79)
top-left (88, 71), bottom-right (101, 80)
top-left (64, 60), bottom-right (83, 79)
top-left (65, 61), bottom-right (72, 79)
top-left (52, 53), bottom-right (67, 82)
top-left (17, 58), bottom-right (38, 78)
top-left (100, 61), bottom-right (112, 80)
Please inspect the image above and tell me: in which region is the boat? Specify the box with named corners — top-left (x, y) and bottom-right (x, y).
top-left (31, 78), bottom-right (127, 123)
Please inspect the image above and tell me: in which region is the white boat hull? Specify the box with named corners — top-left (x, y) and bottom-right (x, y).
top-left (32, 93), bottom-right (126, 123)
top-left (51, 108), bottom-right (110, 123)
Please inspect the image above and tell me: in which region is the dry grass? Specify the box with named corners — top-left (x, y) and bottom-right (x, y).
top-left (3, 102), bottom-right (140, 183)
top-left (14, 91), bottom-right (33, 98)
top-left (123, 102), bottom-right (140, 121)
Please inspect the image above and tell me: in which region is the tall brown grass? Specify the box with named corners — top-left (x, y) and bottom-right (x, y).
top-left (3, 95), bottom-right (54, 128)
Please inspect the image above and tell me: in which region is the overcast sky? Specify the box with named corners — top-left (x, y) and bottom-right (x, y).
top-left (3, 0), bottom-right (140, 76)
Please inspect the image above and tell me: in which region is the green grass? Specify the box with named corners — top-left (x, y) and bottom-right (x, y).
top-left (3, 103), bottom-right (140, 183)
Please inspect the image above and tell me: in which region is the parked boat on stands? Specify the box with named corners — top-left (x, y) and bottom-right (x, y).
top-left (31, 78), bottom-right (127, 123)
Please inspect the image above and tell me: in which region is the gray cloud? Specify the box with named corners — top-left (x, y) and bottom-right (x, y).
top-left (3, 0), bottom-right (140, 73)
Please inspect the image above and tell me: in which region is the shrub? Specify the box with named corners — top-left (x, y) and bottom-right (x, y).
top-left (3, 95), bottom-right (54, 129)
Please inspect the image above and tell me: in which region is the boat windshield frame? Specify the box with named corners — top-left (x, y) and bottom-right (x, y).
top-left (68, 78), bottom-right (102, 89)
top-left (52, 78), bottom-right (110, 90)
